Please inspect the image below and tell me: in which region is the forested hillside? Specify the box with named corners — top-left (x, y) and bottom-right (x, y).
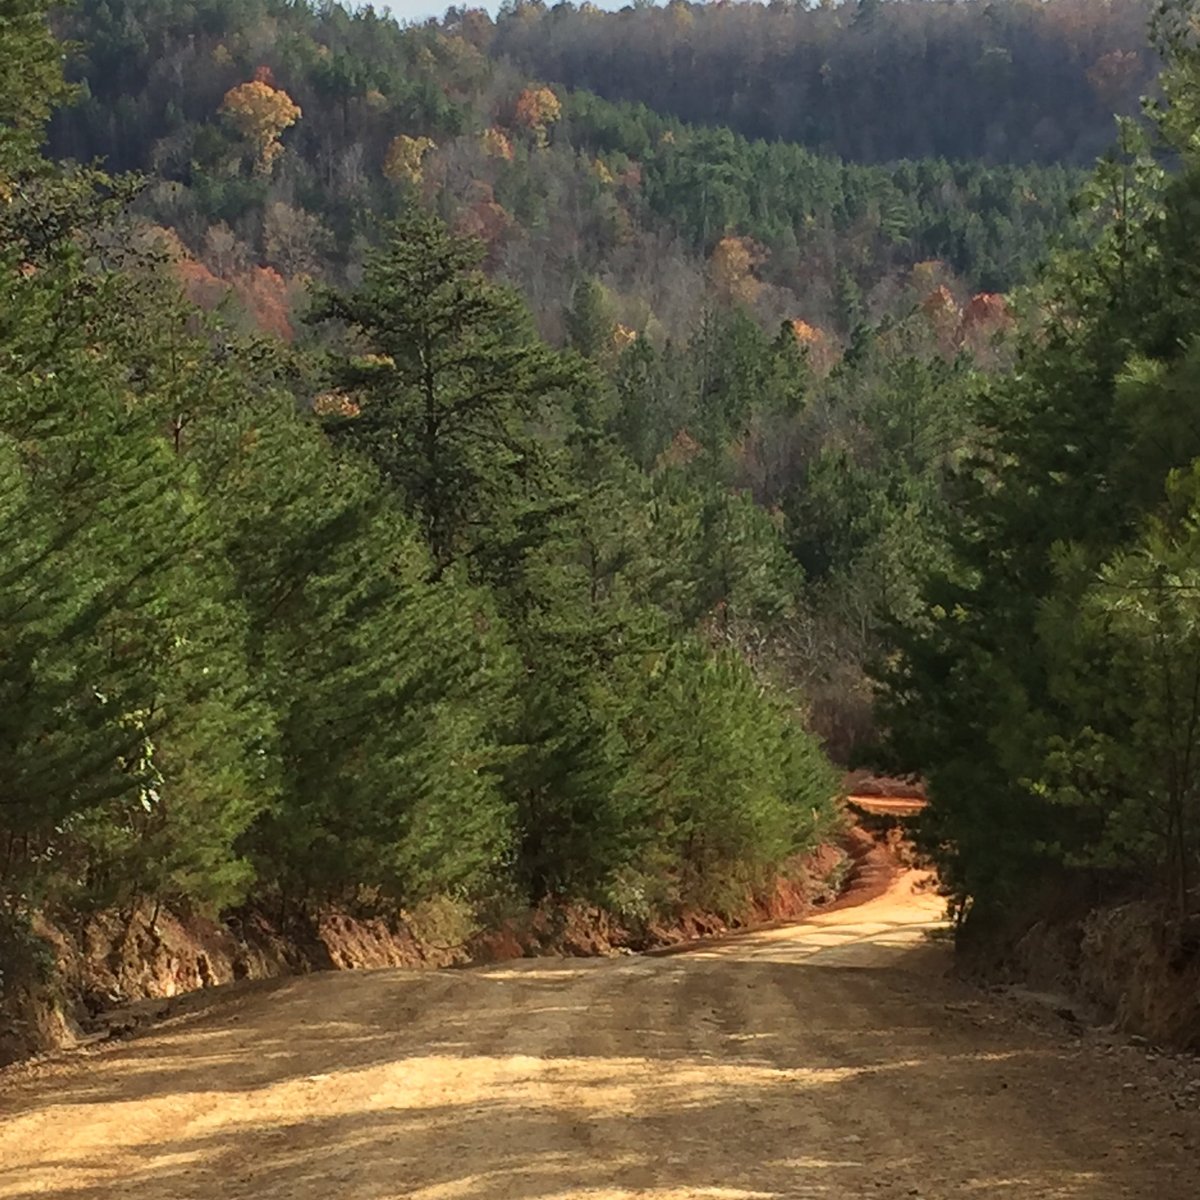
top-left (2, 0), bottom-right (861, 1004)
top-left (33, 0), bottom-right (1063, 764)
top-left (492, 0), bottom-right (1157, 166)
top-left (48, 0), bottom-right (1081, 335)
top-left (5, 0), bottom-right (1200, 1048)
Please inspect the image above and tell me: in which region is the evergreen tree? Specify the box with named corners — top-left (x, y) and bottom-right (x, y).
top-left (168, 335), bottom-right (518, 910)
top-left (0, 235), bottom-right (268, 915)
top-left (312, 211), bottom-right (581, 577)
top-left (564, 274), bottom-right (616, 362)
top-left (879, 38), bottom-right (1200, 927)
top-left (0, 0), bottom-right (71, 177)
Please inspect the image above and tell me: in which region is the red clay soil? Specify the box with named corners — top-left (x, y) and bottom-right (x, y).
top-left (647, 822), bottom-right (915, 958)
top-left (821, 822), bottom-right (915, 911)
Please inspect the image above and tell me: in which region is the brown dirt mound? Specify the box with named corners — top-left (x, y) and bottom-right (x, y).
top-left (1008, 902), bottom-right (1200, 1051)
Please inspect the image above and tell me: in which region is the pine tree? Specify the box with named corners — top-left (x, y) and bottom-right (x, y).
top-left (879, 47), bottom-right (1200, 924)
top-left (0, 0), bottom-right (71, 179)
top-left (146, 309), bottom-right (519, 911)
top-left (311, 210), bottom-right (582, 577)
top-left (0, 248), bottom-right (267, 915)
top-left (563, 275), bottom-right (616, 362)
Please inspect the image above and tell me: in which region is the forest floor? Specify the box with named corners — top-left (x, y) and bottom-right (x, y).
top-left (3, 863), bottom-right (1199, 1198)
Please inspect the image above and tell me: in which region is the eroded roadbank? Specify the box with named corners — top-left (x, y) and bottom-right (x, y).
top-left (1, 871), bottom-right (1196, 1199)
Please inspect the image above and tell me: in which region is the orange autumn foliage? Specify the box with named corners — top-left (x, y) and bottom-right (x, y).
top-left (919, 285), bottom-right (962, 355)
top-left (514, 86), bottom-right (561, 144)
top-left (786, 317), bottom-right (838, 376)
top-left (656, 428), bottom-right (703, 470)
top-left (921, 285), bottom-right (960, 321)
top-left (961, 292), bottom-right (1011, 332)
top-left (455, 186), bottom-right (512, 266)
top-left (788, 319), bottom-right (822, 345)
top-left (617, 162), bottom-right (643, 191)
top-left (611, 324), bottom-right (637, 354)
top-left (312, 390), bottom-right (362, 419)
top-left (957, 292), bottom-right (1013, 359)
top-left (163, 226), bottom-right (295, 342)
top-left (175, 255), bottom-right (231, 312)
top-left (232, 266), bottom-right (294, 342)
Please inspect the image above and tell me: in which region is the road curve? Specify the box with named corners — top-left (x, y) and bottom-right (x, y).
top-left (1, 871), bottom-right (1195, 1199)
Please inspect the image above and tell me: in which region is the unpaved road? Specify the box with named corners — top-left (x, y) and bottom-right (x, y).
top-left (845, 796), bottom-right (927, 818)
top-left (2, 872), bottom-right (1196, 1199)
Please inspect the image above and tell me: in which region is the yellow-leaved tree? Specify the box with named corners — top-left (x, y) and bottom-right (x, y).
top-left (220, 74), bottom-right (301, 174)
top-left (383, 134), bottom-right (435, 186)
top-left (514, 86), bottom-right (561, 147)
top-left (709, 236), bottom-right (762, 307)
top-left (480, 127), bottom-right (514, 161)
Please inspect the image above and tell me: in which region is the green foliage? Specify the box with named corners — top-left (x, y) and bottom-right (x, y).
top-left (178, 360), bottom-right (518, 909)
top-left (27, 0), bottom-right (1200, 956)
top-left (880, 17), bottom-right (1200, 925)
top-left (626, 642), bottom-right (841, 916)
top-left (0, 242), bottom-right (268, 915)
top-left (311, 211), bottom-right (582, 576)
top-left (0, 0), bottom-right (72, 176)
top-left (0, 0), bottom-right (843, 943)
top-left (563, 275), bottom-right (616, 362)
top-left (583, 107), bottom-right (1080, 290)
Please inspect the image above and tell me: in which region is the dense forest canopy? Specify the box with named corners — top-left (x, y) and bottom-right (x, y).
top-left (490, 0), bottom-right (1158, 165)
top-left (45, 0), bottom-right (1084, 344)
top-left (1, 0), bottom-right (1199, 1000)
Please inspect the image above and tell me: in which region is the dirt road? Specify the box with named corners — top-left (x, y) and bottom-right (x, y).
top-left (845, 796), bottom-right (927, 818)
top-left (2, 871), bottom-right (1196, 1199)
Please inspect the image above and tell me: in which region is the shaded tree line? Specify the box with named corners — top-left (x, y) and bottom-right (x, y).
top-left (0, 2), bottom-right (844, 991)
top-left (882, 3), bottom-right (1200, 940)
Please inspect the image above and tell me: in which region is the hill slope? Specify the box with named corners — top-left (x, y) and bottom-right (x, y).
top-left (491, 0), bottom-right (1157, 166)
top-left (48, 0), bottom-right (1088, 340)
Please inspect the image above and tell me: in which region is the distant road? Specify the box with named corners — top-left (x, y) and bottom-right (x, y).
top-left (846, 795), bottom-right (927, 817)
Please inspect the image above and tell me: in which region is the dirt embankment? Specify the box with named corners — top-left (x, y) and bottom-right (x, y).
top-left (963, 899), bottom-right (1200, 1052)
top-left (0, 905), bottom-right (470, 1069)
top-left (1, 822), bottom-right (877, 1068)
